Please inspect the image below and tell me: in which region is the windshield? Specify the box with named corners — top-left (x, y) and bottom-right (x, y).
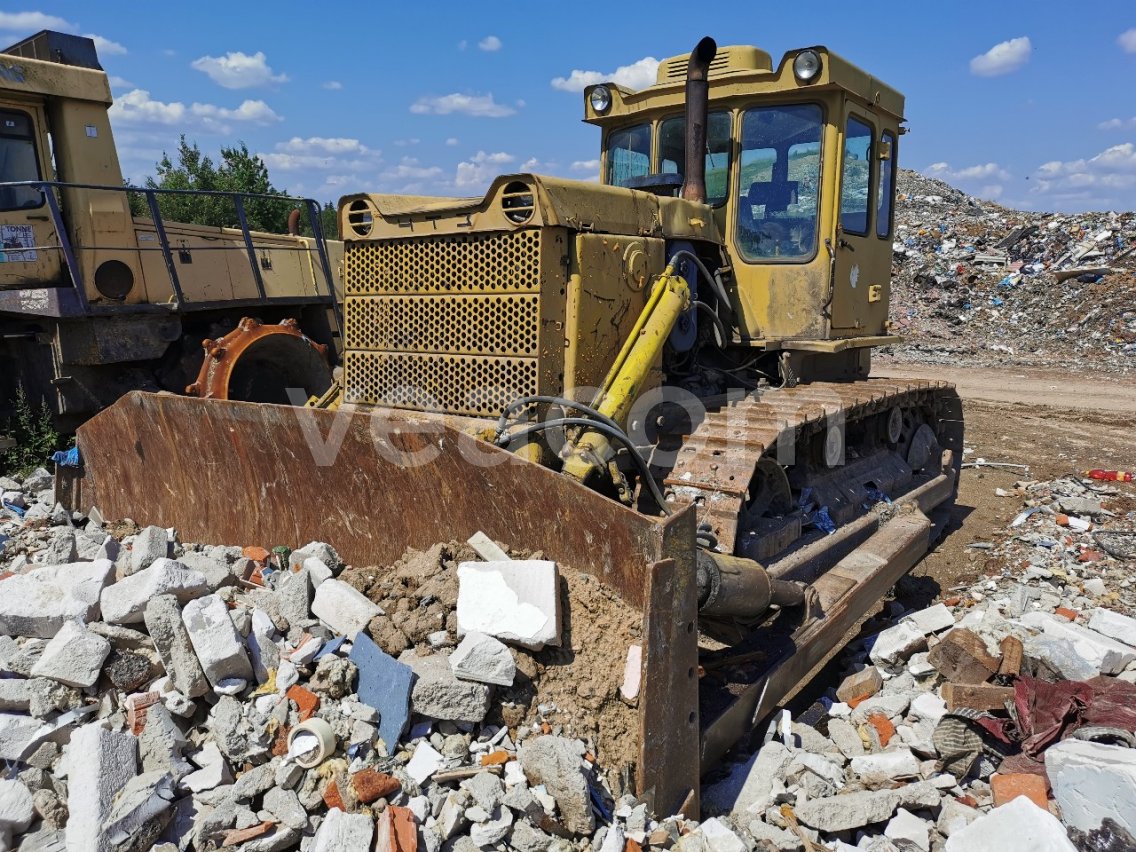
top-left (658, 111), bottom-right (731, 206)
top-left (735, 103), bottom-right (823, 262)
top-left (0, 110), bottom-right (44, 212)
top-left (605, 123), bottom-right (651, 188)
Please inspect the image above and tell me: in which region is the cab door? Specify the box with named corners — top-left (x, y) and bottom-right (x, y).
top-left (829, 111), bottom-right (879, 334)
top-left (0, 102), bottom-right (64, 289)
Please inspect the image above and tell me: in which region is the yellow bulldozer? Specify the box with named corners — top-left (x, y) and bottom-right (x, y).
top-left (0, 30), bottom-right (340, 429)
top-left (63, 37), bottom-right (963, 816)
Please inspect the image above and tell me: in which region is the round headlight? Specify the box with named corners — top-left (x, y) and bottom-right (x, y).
top-left (589, 85), bottom-right (612, 113)
top-left (793, 50), bottom-right (822, 83)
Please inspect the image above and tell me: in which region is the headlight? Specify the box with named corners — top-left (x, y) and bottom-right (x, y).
top-left (793, 50), bottom-right (822, 83)
top-left (589, 85), bottom-right (612, 113)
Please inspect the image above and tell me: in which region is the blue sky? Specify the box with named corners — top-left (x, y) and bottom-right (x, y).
top-left (3, 2), bottom-right (1135, 213)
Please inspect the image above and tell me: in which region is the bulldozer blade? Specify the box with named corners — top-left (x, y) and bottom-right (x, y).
top-left (58, 391), bottom-right (702, 817)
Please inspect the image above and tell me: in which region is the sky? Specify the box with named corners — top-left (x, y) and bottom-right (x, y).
top-left (2, 2), bottom-right (1135, 213)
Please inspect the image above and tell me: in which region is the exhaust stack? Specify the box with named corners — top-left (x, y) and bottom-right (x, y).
top-left (681, 36), bottom-right (718, 204)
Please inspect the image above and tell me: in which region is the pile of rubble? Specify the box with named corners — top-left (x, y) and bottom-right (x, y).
top-left (0, 468), bottom-right (713, 852)
top-left (704, 472), bottom-right (1136, 851)
top-left (886, 170), bottom-right (1136, 374)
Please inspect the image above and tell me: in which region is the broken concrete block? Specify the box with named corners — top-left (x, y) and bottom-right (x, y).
top-left (311, 807), bottom-right (374, 851)
top-left (836, 665), bottom-right (884, 704)
top-left (65, 723), bottom-right (139, 852)
top-left (1023, 634), bottom-right (1099, 681)
top-left (0, 779), bottom-right (34, 837)
top-left (277, 568), bottom-right (312, 629)
top-left (29, 621), bottom-right (111, 688)
top-left (246, 608), bottom-right (279, 684)
top-left (403, 650), bottom-right (491, 722)
top-left (0, 559), bottom-right (115, 637)
top-left (1046, 739), bottom-right (1136, 836)
top-left (144, 595), bottom-right (210, 699)
top-left (0, 713), bottom-right (44, 762)
top-left (181, 594), bottom-right (254, 690)
top-left (827, 718), bottom-right (865, 760)
top-left (904, 603), bottom-right (956, 635)
top-left (702, 742), bottom-right (793, 817)
top-left (311, 579), bottom-right (382, 638)
top-left (869, 622), bottom-right (927, 667)
top-left (349, 632), bottom-right (413, 750)
top-left (302, 557), bottom-right (333, 588)
top-left (469, 805), bottom-right (513, 846)
top-left (177, 551), bottom-right (239, 591)
top-left (518, 736), bottom-right (593, 835)
top-left (794, 788), bottom-right (900, 832)
top-left (1038, 615), bottom-right (1136, 675)
top-left (100, 559), bottom-right (208, 624)
top-left (34, 528), bottom-right (77, 565)
top-left (937, 796), bottom-right (981, 837)
top-left (138, 703), bottom-right (192, 781)
top-left (101, 770), bottom-right (177, 850)
top-left (851, 748), bottom-right (921, 784)
top-left (885, 807), bottom-right (931, 852)
top-left (181, 741), bottom-right (233, 793)
top-left (909, 692), bottom-right (947, 725)
top-left (1087, 608), bottom-right (1136, 649)
top-left (928, 628), bottom-right (999, 683)
top-left (944, 795), bottom-right (1075, 852)
top-left (263, 786), bottom-right (307, 831)
top-left (130, 526), bottom-right (170, 575)
top-left (450, 631), bottom-right (515, 687)
top-left (456, 559), bottom-right (561, 650)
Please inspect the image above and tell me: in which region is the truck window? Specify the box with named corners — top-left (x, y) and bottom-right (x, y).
top-left (0, 110), bottom-right (44, 211)
top-left (605, 123), bottom-right (651, 188)
top-left (658, 111), bottom-right (732, 205)
top-left (840, 116), bottom-right (873, 236)
top-left (735, 104), bottom-right (823, 262)
top-left (876, 130), bottom-right (896, 239)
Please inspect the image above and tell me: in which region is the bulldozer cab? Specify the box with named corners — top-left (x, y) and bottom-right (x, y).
top-left (585, 45), bottom-right (904, 345)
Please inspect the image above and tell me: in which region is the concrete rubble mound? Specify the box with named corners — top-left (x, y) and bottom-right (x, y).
top-left (886, 169), bottom-right (1136, 374)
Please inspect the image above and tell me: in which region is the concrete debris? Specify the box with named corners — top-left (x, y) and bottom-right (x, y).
top-left (28, 621), bottom-right (111, 688)
top-left (944, 795), bottom-right (1076, 851)
top-left (310, 579), bottom-right (382, 638)
top-left (450, 630), bottom-right (516, 687)
top-left (99, 559), bottom-right (207, 624)
top-left (0, 559), bottom-right (114, 637)
top-left (180, 594), bottom-right (254, 690)
top-left (1046, 739), bottom-right (1136, 836)
top-left (456, 559), bottom-right (562, 650)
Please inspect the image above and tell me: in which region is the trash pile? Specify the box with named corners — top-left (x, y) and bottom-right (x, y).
top-left (704, 471), bottom-right (1136, 851)
top-left (0, 468), bottom-right (716, 852)
top-left (887, 170), bottom-right (1136, 374)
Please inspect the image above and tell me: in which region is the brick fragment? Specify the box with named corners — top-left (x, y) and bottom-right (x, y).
top-left (352, 768), bottom-right (401, 804)
top-left (375, 805), bottom-right (418, 852)
top-left (867, 713), bottom-right (896, 748)
top-left (221, 821), bottom-right (276, 846)
top-left (286, 684), bottom-right (320, 721)
top-left (991, 773), bottom-right (1048, 809)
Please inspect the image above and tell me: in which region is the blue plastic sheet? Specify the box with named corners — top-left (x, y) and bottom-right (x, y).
top-left (52, 447), bottom-right (80, 467)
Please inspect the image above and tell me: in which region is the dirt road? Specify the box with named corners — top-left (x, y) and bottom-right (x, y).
top-left (875, 357), bottom-right (1136, 592)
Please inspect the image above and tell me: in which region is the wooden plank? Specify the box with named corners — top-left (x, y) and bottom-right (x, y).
top-left (942, 682), bottom-right (1015, 712)
top-left (998, 636), bottom-right (1024, 677)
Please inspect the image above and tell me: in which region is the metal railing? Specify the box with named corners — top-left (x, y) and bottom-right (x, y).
top-left (0, 180), bottom-right (338, 317)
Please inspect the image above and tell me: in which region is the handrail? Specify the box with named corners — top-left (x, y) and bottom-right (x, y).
top-left (0, 179), bottom-right (338, 319)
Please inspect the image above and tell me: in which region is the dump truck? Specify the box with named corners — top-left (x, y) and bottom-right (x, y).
top-left (63, 37), bottom-right (963, 816)
top-left (0, 30), bottom-right (339, 429)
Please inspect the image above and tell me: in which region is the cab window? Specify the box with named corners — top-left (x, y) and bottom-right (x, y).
top-left (735, 103), bottom-right (823, 262)
top-left (657, 111), bottom-right (732, 206)
top-left (0, 110), bottom-right (44, 211)
top-left (605, 123), bottom-right (651, 188)
top-left (840, 116), bottom-right (873, 236)
top-left (876, 131), bottom-right (897, 238)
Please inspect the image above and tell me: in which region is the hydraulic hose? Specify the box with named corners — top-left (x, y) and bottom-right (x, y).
top-left (497, 416), bottom-right (673, 515)
top-left (494, 395), bottom-right (622, 437)
top-left (669, 248), bottom-right (732, 314)
top-left (693, 300), bottom-right (727, 348)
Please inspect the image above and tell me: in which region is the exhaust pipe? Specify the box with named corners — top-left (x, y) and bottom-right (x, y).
top-left (681, 36), bottom-right (717, 204)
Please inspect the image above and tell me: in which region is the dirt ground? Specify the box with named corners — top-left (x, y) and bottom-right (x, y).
top-left (875, 357), bottom-right (1136, 593)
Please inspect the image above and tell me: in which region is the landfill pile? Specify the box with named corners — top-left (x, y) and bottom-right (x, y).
top-left (0, 468), bottom-right (728, 852)
top-left (703, 472), bottom-right (1136, 852)
top-left (886, 170), bottom-right (1136, 373)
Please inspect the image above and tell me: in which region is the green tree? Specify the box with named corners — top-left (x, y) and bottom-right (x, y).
top-left (130, 136), bottom-right (296, 233)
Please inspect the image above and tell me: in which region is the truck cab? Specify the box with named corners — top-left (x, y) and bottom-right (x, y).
top-left (583, 44), bottom-right (904, 377)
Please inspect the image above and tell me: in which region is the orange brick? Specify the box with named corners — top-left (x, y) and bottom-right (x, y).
top-left (625, 841), bottom-right (643, 852)
top-left (352, 768), bottom-right (401, 803)
top-left (322, 779), bottom-right (345, 811)
top-left (1054, 607), bottom-right (1079, 622)
top-left (270, 724), bottom-right (291, 757)
top-left (124, 691), bottom-right (160, 736)
top-left (992, 773), bottom-right (1048, 809)
top-left (941, 596), bottom-right (961, 607)
top-left (243, 545), bottom-right (270, 562)
top-left (1078, 550), bottom-right (1104, 563)
top-left (480, 750), bottom-right (510, 766)
top-left (286, 685), bottom-right (320, 721)
top-left (866, 713), bottom-right (895, 748)
top-left (221, 822), bottom-right (275, 846)
top-left (376, 805), bottom-right (418, 852)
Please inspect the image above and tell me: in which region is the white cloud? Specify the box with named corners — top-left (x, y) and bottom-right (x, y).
top-left (85, 34), bottom-right (126, 55)
top-left (478, 35), bottom-right (502, 52)
top-left (259, 136), bottom-right (381, 174)
top-left (410, 93), bottom-right (516, 117)
top-left (278, 137), bottom-right (371, 155)
top-left (551, 57), bottom-right (659, 92)
top-left (1032, 143), bottom-right (1136, 209)
top-left (969, 37), bottom-right (1031, 77)
top-left (322, 80), bottom-right (343, 91)
top-left (925, 162), bottom-right (1011, 182)
top-left (571, 159), bottom-right (600, 173)
top-left (381, 157), bottom-right (442, 180)
top-left (108, 75), bottom-right (134, 89)
top-left (191, 51), bottom-right (289, 89)
top-left (1098, 117), bottom-right (1136, 131)
top-left (455, 151), bottom-right (514, 190)
top-left (978, 184), bottom-right (1004, 200)
top-left (109, 89), bottom-right (282, 133)
top-left (0, 11), bottom-right (73, 30)
top-left (1119, 28), bottom-right (1136, 53)
top-left (445, 137), bottom-right (460, 146)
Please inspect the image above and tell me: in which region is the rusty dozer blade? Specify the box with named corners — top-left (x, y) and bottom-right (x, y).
top-left (58, 391), bottom-right (957, 816)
